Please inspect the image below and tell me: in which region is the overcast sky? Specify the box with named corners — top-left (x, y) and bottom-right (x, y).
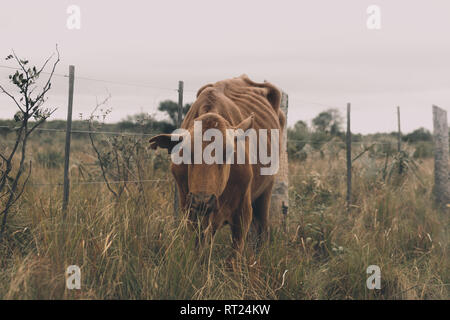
top-left (0, 0), bottom-right (449, 134)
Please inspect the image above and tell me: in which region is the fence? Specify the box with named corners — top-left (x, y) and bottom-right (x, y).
top-left (432, 105), bottom-right (450, 208)
top-left (1, 64), bottom-right (449, 224)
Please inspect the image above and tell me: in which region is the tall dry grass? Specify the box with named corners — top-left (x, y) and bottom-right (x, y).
top-left (0, 134), bottom-right (448, 299)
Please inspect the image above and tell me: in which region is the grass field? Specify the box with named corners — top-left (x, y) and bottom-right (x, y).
top-left (0, 132), bottom-right (448, 299)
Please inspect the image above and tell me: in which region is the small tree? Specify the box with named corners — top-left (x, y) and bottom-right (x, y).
top-left (158, 100), bottom-right (191, 130)
top-left (118, 112), bottom-right (174, 134)
top-left (403, 127), bottom-right (432, 143)
top-left (287, 120), bottom-right (309, 158)
top-left (0, 47), bottom-right (59, 238)
top-left (312, 108), bottom-right (343, 135)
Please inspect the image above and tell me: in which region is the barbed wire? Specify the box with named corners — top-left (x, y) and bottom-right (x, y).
top-left (0, 64), bottom-right (355, 107)
top-left (0, 125), bottom-right (407, 145)
top-left (0, 64), bottom-right (67, 78)
top-left (26, 173), bottom-right (355, 187)
top-left (28, 178), bottom-right (170, 187)
top-left (294, 99), bottom-right (344, 110)
top-left (70, 75), bottom-right (179, 92)
top-left (287, 139), bottom-right (398, 145)
top-left (290, 173), bottom-right (347, 178)
top-left (0, 125), bottom-right (162, 137)
top-left (0, 64), bottom-right (180, 92)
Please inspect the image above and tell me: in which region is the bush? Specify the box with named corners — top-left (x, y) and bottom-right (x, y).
top-left (310, 131), bottom-right (331, 150)
top-left (37, 150), bottom-right (64, 168)
top-left (413, 141), bottom-right (433, 159)
top-left (369, 140), bottom-right (397, 158)
top-left (404, 128), bottom-right (432, 143)
top-left (288, 120), bottom-right (309, 159)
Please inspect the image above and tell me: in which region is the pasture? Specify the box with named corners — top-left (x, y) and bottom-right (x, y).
top-left (0, 130), bottom-right (448, 299)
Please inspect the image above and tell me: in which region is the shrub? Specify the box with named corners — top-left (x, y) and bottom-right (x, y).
top-left (413, 141), bottom-right (433, 159)
top-left (37, 150), bottom-right (64, 168)
top-left (404, 127), bottom-right (432, 143)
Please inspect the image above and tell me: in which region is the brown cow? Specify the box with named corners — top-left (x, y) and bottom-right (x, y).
top-left (149, 75), bottom-right (285, 260)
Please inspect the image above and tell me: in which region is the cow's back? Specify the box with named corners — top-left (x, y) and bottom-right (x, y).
top-left (182, 75), bottom-right (284, 133)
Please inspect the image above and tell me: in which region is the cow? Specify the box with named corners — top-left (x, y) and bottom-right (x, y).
top-left (149, 75), bottom-right (285, 261)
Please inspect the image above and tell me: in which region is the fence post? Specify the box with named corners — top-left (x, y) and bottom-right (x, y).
top-left (432, 105), bottom-right (450, 209)
top-left (346, 103), bottom-right (352, 212)
top-left (397, 106), bottom-right (402, 152)
top-left (177, 81), bottom-right (184, 128)
top-left (270, 91), bottom-right (289, 230)
top-left (173, 81), bottom-right (184, 216)
top-left (397, 106), bottom-right (403, 174)
top-left (62, 65), bottom-right (75, 214)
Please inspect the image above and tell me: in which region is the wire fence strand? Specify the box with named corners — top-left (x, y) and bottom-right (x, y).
top-left (0, 64), bottom-right (180, 92)
top-left (26, 174), bottom-right (352, 187)
top-left (0, 125), bottom-right (162, 137)
top-left (28, 178), bottom-right (170, 187)
top-left (0, 125), bottom-right (402, 145)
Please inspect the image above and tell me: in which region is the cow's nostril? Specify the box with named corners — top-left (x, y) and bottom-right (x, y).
top-left (189, 193), bottom-right (217, 216)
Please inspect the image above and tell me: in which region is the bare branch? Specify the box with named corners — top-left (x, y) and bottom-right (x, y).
top-left (0, 84), bottom-right (25, 113)
top-left (88, 129), bottom-right (118, 199)
top-left (352, 143), bottom-right (375, 162)
top-left (6, 161), bottom-right (32, 210)
top-left (36, 50), bottom-right (56, 75)
top-left (33, 45), bottom-right (60, 105)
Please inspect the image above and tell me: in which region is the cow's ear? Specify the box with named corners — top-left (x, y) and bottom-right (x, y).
top-left (263, 82), bottom-right (281, 111)
top-left (196, 83), bottom-right (213, 98)
top-left (149, 134), bottom-right (183, 152)
top-left (235, 113), bottom-right (254, 131)
top-left (241, 76), bottom-right (281, 111)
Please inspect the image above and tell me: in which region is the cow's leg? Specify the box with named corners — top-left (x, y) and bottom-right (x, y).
top-left (230, 191), bottom-right (253, 262)
top-left (251, 182), bottom-right (273, 250)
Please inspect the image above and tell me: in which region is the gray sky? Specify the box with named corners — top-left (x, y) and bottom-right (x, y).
top-left (0, 0), bottom-right (449, 133)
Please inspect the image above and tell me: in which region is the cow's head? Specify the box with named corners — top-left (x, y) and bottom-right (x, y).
top-left (149, 112), bottom-right (254, 221)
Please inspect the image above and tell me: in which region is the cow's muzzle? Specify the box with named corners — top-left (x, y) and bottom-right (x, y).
top-left (188, 192), bottom-right (218, 218)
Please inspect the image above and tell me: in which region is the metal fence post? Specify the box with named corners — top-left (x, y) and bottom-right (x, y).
top-left (346, 103), bottom-right (352, 212)
top-left (397, 106), bottom-right (402, 152)
top-left (62, 65), bottom-right (75, 215)
top-left (173, 81), bottom-right (184, 216)
top-left (397, 106), bottom-right (403, 174)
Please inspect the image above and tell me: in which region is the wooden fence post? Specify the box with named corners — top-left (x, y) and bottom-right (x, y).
top-left (270, 91), bottom-right (289, 229)
top-left (173, 81), bottom-right (184, 216)
top-left (62, 65), bottom-right (75, 214)
top-left (432, 105), bottom-right (450, 209)
top-left (397, 106), bottom-right (403, 174)
top-left (177, 81), bottom-right (184, 128)
top-left (346, 103), bottom-right (352, 212)
top-left (397, 106), bottom-right (402, 152)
